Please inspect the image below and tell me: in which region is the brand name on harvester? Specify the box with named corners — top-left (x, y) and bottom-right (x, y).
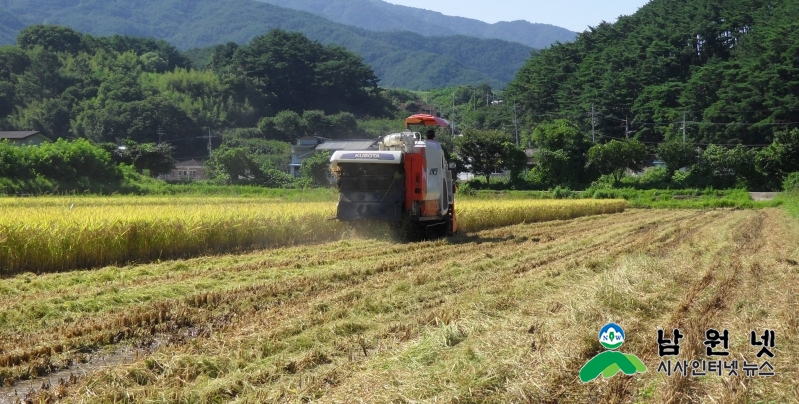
top-left (340, 152), bottom-right (395, 161)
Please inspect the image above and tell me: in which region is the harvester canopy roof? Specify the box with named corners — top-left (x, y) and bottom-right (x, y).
top-left (404, 114), bottom-right (450, 128)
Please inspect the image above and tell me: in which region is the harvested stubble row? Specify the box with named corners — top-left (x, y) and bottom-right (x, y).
top-left (0, 197), bottom-right (626, 274)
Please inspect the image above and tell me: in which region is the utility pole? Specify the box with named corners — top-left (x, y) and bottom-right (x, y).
top-left (625, 117), bottom-right (629, 139)
top-left (157, 126), bottom-right (164, 144)
top-left (682, 112), bottom-right (686, 144)
top-left (591, 104), bottom-right (596, 143)
top-left (452, 92), bottom-right (456, 136)
top-left (207, 127), bottom-right (212, 157)
top-left (513, 100), bottom-right (519, 146)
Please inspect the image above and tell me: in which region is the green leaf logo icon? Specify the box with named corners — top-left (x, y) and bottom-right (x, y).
top-left (580, 323), bottom-right (646, 383)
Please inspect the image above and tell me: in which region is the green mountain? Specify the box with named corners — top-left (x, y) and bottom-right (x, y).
top-left (508, 0), bottom-right (799, 147)
top-left (0, 10), bottom-right (24, 45)
top-left (255, 0), bottom-right (577, 48)
top-left (0, 0), bottom-right (534, 89)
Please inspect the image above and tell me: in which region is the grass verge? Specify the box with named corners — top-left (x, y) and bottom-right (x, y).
top-left (776, 191), bottom-right (799, 218)
top-left (461, 188), bottom-right (781, 209)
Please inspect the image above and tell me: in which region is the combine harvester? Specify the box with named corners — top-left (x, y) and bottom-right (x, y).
top-left (330, 114), bottom-right (458, 239)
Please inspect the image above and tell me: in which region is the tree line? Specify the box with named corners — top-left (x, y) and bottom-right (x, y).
top-left (0, 25), bottom-right (405, 193)
top-left (488, 0), bottom-right (799, 190)
top-left (0, 25), bottom-right (390, 160)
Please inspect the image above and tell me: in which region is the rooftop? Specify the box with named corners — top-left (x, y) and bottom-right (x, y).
top-left (175, 159), bottom-right (205, 167)
top-left (0, 131), bottom-right (44, 140)
top-left (315, 140), bottom-right (377, 151)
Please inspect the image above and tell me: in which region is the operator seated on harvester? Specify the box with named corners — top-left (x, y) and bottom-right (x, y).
top-left (425, 129), bottom-right (437, 141)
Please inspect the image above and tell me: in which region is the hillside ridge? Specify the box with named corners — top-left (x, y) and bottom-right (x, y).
top-left (0, 0), bottom-right (535, 89)
top-left (255, 0), bottom-right (577, 48)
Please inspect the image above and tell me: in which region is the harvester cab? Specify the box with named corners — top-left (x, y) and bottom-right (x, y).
top-left (329, 114), bottom-right (457, 239)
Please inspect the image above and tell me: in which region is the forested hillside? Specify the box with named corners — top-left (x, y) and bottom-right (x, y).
top-left (256, 0), bottom-right (577, 48)
top-left (0, 0), bottom-right (533, 89)
top-left (508, 0), bottom-right (799, 147)
top-left (0, 10), bottom-right (24, 44)
top-left (0, 26), bottom-right (389, 161)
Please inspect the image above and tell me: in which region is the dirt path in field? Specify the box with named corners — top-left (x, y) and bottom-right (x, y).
top-left (749, 192), bottom-right (778, 201)
top-left (3, 208), bottom-right (798, 403)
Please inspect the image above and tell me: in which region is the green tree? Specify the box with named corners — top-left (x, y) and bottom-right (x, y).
top-left (529, 120), bottom-right (592, 185)
top-left (528, 149), bottom-right (570, 187)
top-left (656, 141), bottom-right (698, 173)
top-left (15, 47), bottom-right (68, 103)
top-left (103, 140), bottom-right (175, 178)
top-left (328, 112), bottom-right (358, 138)
top-left (692, 144), bottom-right (757, 188)
top-left (207, 145), bottom-right (293, 187)
top-left (207, 145), bottom-right (264, 185)
top-left (22, 138), bottom-right (123, 193)
top-left (300, 150), bottom-right (332, 187)
top-left (530, 120), bottom-right (588, 151)
top-left (0, 46), bottom-right (31, 80)
top-left (87, 35), bottom-right (191, 71)
top-left (587, 140), bottom-right (648, 184)
top-left (9, 98), bottom-right (71, 137)
top-left (140, 52), bottom-right (168, 73)
top-left (756, 129), bottom-right (799, 182)
top-left (207, 42), bottom-right (239, 73)
top-left (17, 25), bottom-right (84, 55)
top-left (260, 110), bottom-right (304, 141)
top-left (302, 110), bottom-right (331, 136)
top-left (503, 142), bottom-right (528, 183)
top-left (455, 129), bottom-right (514, 184)
top-left (232, 29), bottom-right (380, 115)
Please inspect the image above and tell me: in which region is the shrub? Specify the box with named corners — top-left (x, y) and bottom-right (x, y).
top-left (0, 139), bottom-right (122, 194)
top-left (620, 167), bottom-right (671, 189)
top-left (551, 186), bottom-right (575, 199)
top-left (456, 182), bottom-right (477, 196)
top-left (783, 172), bottom-right (799, 192)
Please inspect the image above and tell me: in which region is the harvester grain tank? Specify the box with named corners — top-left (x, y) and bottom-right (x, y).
top-left (329, 114), bottom-right (457, 238)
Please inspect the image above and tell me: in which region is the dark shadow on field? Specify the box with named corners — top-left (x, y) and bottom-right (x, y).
top-left (339, 220), bottom-right (399, 242)
top-left (445, 233), bottom-right (527, 245)
top-left (340, 222), bottom-right (522, 245)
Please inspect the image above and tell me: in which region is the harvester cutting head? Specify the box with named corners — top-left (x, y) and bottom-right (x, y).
top-left (330, 115), bottom-right (457, 239)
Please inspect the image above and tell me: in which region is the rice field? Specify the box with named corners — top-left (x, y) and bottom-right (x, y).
top-left (0, 196), bottom-right (626, 274)
top-left (1, 206), bottom-right (797, 403)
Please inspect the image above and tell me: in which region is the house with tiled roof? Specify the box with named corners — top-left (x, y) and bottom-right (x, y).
top-left (0, 131), bottom-right (52, 145)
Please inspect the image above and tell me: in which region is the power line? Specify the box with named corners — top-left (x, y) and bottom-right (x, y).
top-left (594, 133), bottom-right (770, 148)
top-left (161, 136), bottom-right (220, 143)
top-left (598, 113), bottom-right (799, 127)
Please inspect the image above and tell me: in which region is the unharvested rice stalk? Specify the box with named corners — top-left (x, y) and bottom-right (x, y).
top-left (456, 199), bottom-right (627, 232)
top-left (0, 197), bottom-right (625, 274)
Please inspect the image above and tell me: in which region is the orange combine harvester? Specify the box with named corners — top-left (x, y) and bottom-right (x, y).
top-left (329, 114), bottom-right (457, 239)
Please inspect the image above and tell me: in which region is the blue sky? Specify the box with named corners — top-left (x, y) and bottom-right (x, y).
top-left (384, 0), bottom-right (651, 32)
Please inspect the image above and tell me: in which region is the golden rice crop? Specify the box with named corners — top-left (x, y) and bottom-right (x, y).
top-left (0, 199), bottom-right (344, 275)
top-left (456, 199), bottom-right (627, 232)
top-left (0, 197), bottom-right (625, 274)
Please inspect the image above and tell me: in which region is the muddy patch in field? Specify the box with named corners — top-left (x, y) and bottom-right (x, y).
top-left (0, 348), bottom-right (138, 404)
top-left (0, 337), bottom-right (168, 404)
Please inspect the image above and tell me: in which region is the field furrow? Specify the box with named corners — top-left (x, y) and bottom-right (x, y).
top-left (2, 208), bottom-right (797, 404)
